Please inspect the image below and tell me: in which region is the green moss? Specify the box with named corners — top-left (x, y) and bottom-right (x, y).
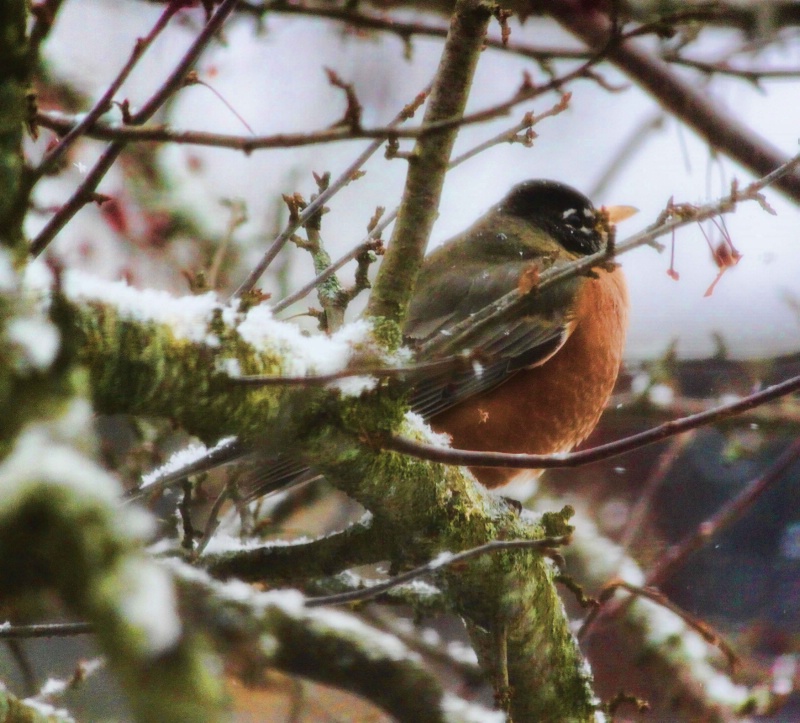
top-left (541, 505), bottom-right (575, 538)
top-left (369, 316), bottom-right (404, 353)
top-left (0, 479), bottom-right (225, 722)
top-left (0, 0), bottom-right (30, 257)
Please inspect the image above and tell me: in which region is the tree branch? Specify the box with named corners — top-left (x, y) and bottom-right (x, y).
top-left (203, 518), bottom-right (393, 583)
top-left (365, 0), bottom-right (492, 322)
top-left (549, 1), bottom-right (800, 204)
top-left (305, 535), bottom-right (570, 607)
top-left (170, 561), bottom-right (501, 723)
top-left (65, 268), bottom-right (596, 720)
top-left (417, 154), bottom-right (800, 361)
top-left (29, 0), bottom-right (240, 258)
top-left (385, 370), bottom-right (800, 470)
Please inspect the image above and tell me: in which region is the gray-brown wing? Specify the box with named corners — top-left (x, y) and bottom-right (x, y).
top-left (407, 317), bottom-right (571, 419)
top-left (404, 259), bottom-right (580, 420)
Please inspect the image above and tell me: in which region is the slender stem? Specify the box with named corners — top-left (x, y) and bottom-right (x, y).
top-left (245, 1), bottom-right (589, 62)
top-left (273, 95), bottom-right (569, 313)
top-left (579, 438), bottom-right (800, 642)
top-left (0, 622), bottom-right (93, 639)
top-left (647, 438), bottom-right (800, 587)
top-left (418, 152), bottom-right (800, 360)
top-left (29, 0), bottom-right (239, 258)
top-left (31, 2), bottom-right (180, 182)
top-left (385, 372), bottom-right (800, 469)
top-left (228, 353), bottom-right (473, 386)
top-left (306, 536), bottom-right (569, 607)
top-left (616, 433), bottom-right (695, 558)
top-left (231, 92), bottom-right (425, 297)
top-left (550, 1), bottom-right (800, 203)
top-left (29, 144), bottom-right (119, 258)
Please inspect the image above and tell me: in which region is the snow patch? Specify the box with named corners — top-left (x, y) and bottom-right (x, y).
top-left (116, 559), bottom-right (182, 657)
top-left (64, 270), bottom-right (220, 343)
top-left (140, 437), bottom-right (235, 490)
top-left (7, 316), bottom-right (60, 370)
top-left (441, 692), bottom-right (506, 722)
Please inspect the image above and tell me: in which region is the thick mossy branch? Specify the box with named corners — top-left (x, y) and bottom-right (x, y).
top-left (307, 424), bottom-right (596, 720)
top-left (173, 565), bottom-right (496, 723)
top-left (203, 518), bottom-right (392, 583)
top-left (64, 277), bottom-right (596, 716)
top-left (67, 279), bottom-right (597, 719)
top-left (365, 0), bottom-right (492, 323)
top-left (0, 423), bottom-right (225, 723)
top-left (66, 282), bottom-right (399, 452)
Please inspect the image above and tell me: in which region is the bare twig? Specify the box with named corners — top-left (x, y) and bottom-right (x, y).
top-left (31, 3), bottom-right (181, 182)
top-left (616, 432), bottom-right (696, 558)
top-left (207, 198), bottom-right (247, 289)
top-left (665, 54), bottom-right (800, 82)
top-left (609, 389), bottom-right (800, 426)
top-left (305, 536), bottom-right (570, 607)
top-left (231, 87), bottom-right (430, 298)
top-left (550, 1), bottom-right (800, 203)
top-left (272, 93), bottom-right (570, 313)
top-left (33, 22), bottom-right (620, 165)
top-left (29, 0), bottom-right (239, 258)
top-left (34, 65), bottom-right (586, 151)
top-left (579, 438), bottom-right (800, 643)
top-left (647, 438), bottom-right (800, 588)
top-left (227, 352), bottom-right (478, 387)
top-left (0, 537), bottom-right (568, 640)
top-left (242, 0), bottom-right (590, 62)
top-left (579, 580), bottom-right (738, 668)
top-left (385, 371), bottom-right (800, 470)
top-left (183, 71), bottom-right (255, 135)
top-left (0, 622), bottom-right (93, 640)
top-left (448, 92), bottom-right (571, 167)
top-left (418, 154), bottom-right (800, 361)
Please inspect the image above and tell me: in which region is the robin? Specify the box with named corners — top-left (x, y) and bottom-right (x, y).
top-left (136, 180), bottom-right (633, 500)
top-left (405, 179), bottom-right (633, 488)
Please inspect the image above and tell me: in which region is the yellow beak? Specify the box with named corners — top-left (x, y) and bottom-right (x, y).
top-left (604, 205), bottom-right (639, 224)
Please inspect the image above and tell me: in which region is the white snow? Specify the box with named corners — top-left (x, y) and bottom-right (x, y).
top-left (140, 437), bottom-right (235, 489)
top-left (7, 316), bottom-right (60, 370)
top-left (116, 559), bottom-right (182, 657)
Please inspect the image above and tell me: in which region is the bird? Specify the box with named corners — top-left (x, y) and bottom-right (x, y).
top-left (404, 179), bottom-right (633, 488)
top-left (134, 179), bottom-right (634, 502)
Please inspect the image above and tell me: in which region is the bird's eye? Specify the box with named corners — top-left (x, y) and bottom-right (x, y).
top-left (561, 206), bottom-right (597, 236)
top-left (562, 206), bottom-right (595, 227)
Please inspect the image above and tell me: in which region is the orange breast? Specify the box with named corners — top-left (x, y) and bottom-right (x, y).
top-left (429, 267), bottom-right (629, 488)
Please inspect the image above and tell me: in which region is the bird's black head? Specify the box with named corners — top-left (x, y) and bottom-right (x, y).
top-left (498, 179), bottom-right (605, 256)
